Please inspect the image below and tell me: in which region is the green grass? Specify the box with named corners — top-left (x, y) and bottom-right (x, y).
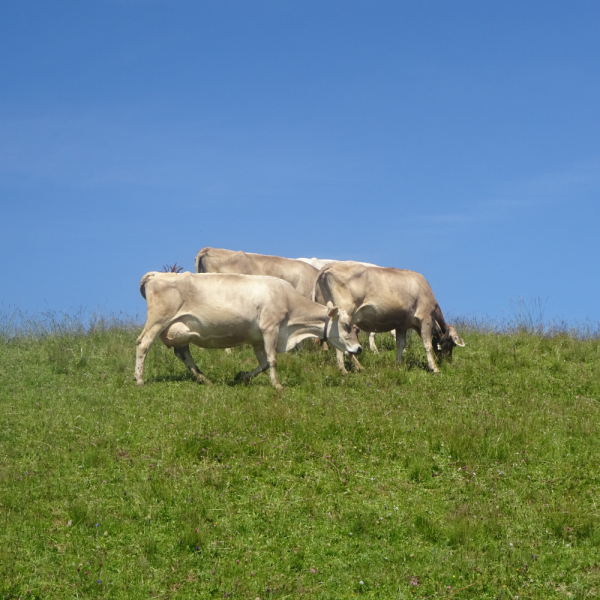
top-left (1, 324), bottom-right (599, 599)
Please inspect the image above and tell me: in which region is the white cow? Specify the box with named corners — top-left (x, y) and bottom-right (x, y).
top-left (315, 262), bottom-right (465, 374)
top-left (296, 257), bottom-right (339, 270)
top-left (135, 272), bottom-right (362, 390)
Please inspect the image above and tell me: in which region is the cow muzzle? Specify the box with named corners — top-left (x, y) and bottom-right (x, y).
top-left (349, 344), bottom-right (362, 356)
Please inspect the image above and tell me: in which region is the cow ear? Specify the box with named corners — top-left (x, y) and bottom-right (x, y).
top-left (327, 306), bottom-right (339, 319)
top-left (449, 326), bottom-right (466, 347)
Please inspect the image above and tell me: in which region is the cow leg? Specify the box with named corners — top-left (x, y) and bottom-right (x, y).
top-left (234, 334), bottom-right (282, 391)
top-left (369, 332), bottom-right (379, 353)
top-left (370, 330), bottom-right (396, 353)
top-left (420, 321), bottom-right (440, 373)
top-left (395, 329), bottom-right (407, 365)
top-left (134, 324), bottom-right (164, 385)
top-left (173, 345), bottom-right (211, 384)
top-left (263, 332), bottom-right (284, 390)
top-left (335, 349), bottom-right (349, 375)
top-left (235, 346), bottom-right (269, 385)
top-left (312, 338), bottom-right (329, 351)
top-left (350, 353), bottom-right (365, 372)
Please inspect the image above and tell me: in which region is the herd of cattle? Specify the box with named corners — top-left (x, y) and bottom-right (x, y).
top-left (134, 247), bottom-right (465, 390)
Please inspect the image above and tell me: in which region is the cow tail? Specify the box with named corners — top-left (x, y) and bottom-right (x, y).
top-left (139, 272), bottom-right (155, 300)
top-left (195, 248), bottom-right (208, 273)
top-left (313, 271), bottom-right (324, 302)
top-left (313, 270), bottom-right (329, 305)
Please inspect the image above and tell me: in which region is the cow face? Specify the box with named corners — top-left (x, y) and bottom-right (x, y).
top-left (326, 305), bottom-right (362, 355)
top-left (434, 325), bottom-right (466, 362)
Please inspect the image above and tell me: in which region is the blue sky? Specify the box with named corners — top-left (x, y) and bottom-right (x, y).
top-left (1, 1), bottom-right (599, 325)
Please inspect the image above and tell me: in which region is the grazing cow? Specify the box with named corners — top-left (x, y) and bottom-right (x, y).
top-left (196, 247), bottom-right (322, 300)
top-left (297, 257), bottom-right (396, 353)
top-left (315, 262), bottom-right (465, 374)
top-left (135, 272), bottom-right (361, 390)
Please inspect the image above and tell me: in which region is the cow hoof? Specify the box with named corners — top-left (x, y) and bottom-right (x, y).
top-left (274, 384), bottom-right (284, 391)
top-left (234, 371), bottom-right (252, 385)
top-left (135, 380), bottom-right (144, 386)
top-left (196, 374), bottom-right (212, 385)
top-left (351, 364), bottom-right (365, 373)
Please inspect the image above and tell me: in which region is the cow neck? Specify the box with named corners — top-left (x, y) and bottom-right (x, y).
top-left (322, 316), bottom-right (330, 344)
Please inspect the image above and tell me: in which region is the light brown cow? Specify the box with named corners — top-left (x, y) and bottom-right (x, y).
top-left (196, 247), bottom-right (322, 300)
top-left (315, 262), bottom-right (465, 374)
top-left (297, 257), bottom-right (396, 353)
top-left (135, 272), bottom-right (361, 390)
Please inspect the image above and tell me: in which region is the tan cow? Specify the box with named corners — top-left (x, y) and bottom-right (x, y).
top-left (196, 247), bottom-right (321, 300)
top-left (196, 247), bottom-right (327, 353)
top-left (315, 262), bottom-right (465, 374)
top-left (297, 256), bottom-right (396, 353)
top-left (135, 272), bottom-right (361, 390)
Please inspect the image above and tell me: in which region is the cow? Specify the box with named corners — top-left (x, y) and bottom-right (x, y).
top-left (196, 247), bottom-right (327, 353)
top-left (297, 257), bottom-right (396, 354)
top-left (135, 271), bottom-right (362, 390)
top-left (314, 262), bottom-right (465, 375)
top-left (196, 247), bottom-right (322, 300)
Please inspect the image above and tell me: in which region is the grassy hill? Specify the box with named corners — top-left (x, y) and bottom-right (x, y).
top-left (0, 320), bottom-right (599, 599)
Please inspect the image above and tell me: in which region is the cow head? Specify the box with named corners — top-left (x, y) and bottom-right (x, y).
top-left (434, 324), bottom-right (465, 362)
top-left (326, 303), bottom-right (362, 355)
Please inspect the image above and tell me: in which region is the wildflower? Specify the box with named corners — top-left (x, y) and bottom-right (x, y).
top-left (311, 568), bottom-right (316, 573)
top-left (95, 523), bottom-right (99, 527)
top-left (359, 581), bottom-right (364, 585)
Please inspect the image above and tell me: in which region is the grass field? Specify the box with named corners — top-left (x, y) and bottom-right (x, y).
top-left (1, 317), bottom-right (599, 599)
